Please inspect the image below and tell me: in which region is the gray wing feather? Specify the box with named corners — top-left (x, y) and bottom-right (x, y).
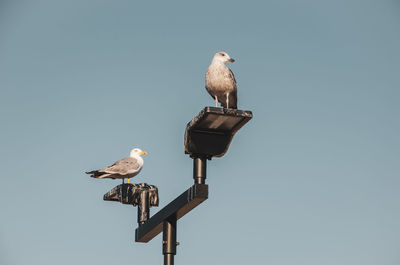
top-left (103, 157), bottom-right (140, 174)
top-left (227, 69), bottom-right (237, 89)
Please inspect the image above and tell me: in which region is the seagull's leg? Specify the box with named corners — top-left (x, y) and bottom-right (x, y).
top-left (127, 178), bottom-right (130, 184)
top-left (226, 93), bottom-right (229, 109)
top-left (215, 96), bottom-right (218, 107)
top-left (119, 179), bottom-right (124, 200)
top-left (122, 178), bottom-right (124, 184)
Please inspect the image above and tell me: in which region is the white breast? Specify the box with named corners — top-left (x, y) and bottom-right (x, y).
top-left (206, 64), bottom-right (236, 93)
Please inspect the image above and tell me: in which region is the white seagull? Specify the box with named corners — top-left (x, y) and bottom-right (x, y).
top-left (86, 148), bottom-right (147, 184)
top-left (205, 51), bottom-right (237, 109)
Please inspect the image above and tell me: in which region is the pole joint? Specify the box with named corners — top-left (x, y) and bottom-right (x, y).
top-left (193, 156), bottom-right (207, 185)
top-left (163, 215), bottom-right (177, 265)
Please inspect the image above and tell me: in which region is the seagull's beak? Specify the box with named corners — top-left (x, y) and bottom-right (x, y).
top-left (228, 58), bottom-right (235, 63)
top-left (141, 151), bottom-right (147, 155)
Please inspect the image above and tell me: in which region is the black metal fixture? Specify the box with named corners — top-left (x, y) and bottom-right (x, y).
top-left (103, 107), bottom-right (252, 265)
top-left (104, 183), bottom-right (159, 225)
top-left (185, 107), bottom-right (253, 158)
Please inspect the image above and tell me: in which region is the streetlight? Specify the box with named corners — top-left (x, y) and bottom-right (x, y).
top-left (103, 107), bottom-right (253, 265)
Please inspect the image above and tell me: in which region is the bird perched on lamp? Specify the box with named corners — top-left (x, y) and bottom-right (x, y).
top-left (205, 51), bottom-right (237, 109)
top-left (86, 148), bottom-right (147, 184)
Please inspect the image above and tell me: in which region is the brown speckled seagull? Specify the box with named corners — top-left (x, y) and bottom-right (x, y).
top-left (86, 148), bottom-right (147, 184)
top-left (205, 51), bottom-right (237, 109)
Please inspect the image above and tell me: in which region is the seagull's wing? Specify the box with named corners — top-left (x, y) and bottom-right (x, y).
top-left (228, 90), bottom-right (237, 109)
top-left (103, 157), bottom-right (141, 175)
top-left (227, 68), bottom-right (237, 89)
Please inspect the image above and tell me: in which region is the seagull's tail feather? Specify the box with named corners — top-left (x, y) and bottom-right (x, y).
top-left (86, 170), bottom-right (111, 179)
top-left (94, 173), bottom-right (113, 179)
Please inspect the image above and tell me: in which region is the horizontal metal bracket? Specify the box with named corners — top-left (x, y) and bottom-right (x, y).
top-left (135, 184), bottom-right (208, 243)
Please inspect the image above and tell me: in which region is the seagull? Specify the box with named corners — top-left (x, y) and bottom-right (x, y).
top-left (86, 148), bottom-right (147, 184)
top-left (205, 51), bottom-right (237, 109)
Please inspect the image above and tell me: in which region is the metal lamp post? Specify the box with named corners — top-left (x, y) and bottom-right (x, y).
top-left (103, 107), bottom-right (252, 265)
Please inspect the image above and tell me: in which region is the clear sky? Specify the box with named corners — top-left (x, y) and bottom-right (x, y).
top-left (1, 1), bottom-right (399, 264)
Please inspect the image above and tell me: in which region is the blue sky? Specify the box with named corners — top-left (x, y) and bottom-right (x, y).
top-left (1, 1), bottom-right (399, 264)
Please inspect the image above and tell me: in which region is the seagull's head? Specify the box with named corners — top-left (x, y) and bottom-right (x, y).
top-left (130, 148), bottom-right (147, 157)
top-left (212, 51), bottom-right (235, 64)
